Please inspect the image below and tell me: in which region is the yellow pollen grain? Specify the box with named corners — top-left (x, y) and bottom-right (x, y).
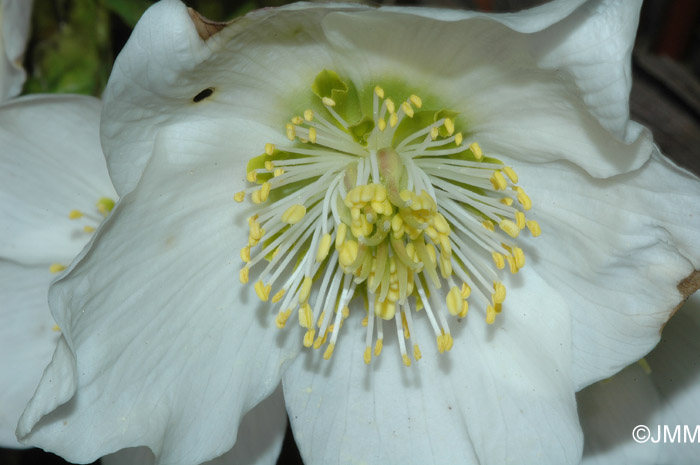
top-left (323, 343), bottom-right (335, 360)
top-left (401, 101), bottom-right (414, 118)
top-left (499, 219), bottom-right (520, 238)
top-left (526, 219), bottom-right (541, 237)
top-left (304, 109), bottom-right (314, 122)
top-left (364, 347), bottom-right (372, 364)
top-left (454, 132), bottom-right (463, 146)
top-left (281, 204), bottom-right (306, 225)
top-left (413, 344), bottom-right (422, 361)
top-left (389, 112), bottom-right (399, 128)
top-left (246, 171), bottom-right (257, 182)
top-left (68, 210), bottom-right (83, 219)
top-left (49, 263), bottom-right (66, 273)
top-left (303, 329), bottom-right (315, 348)
top-left (285, 123), bottom-right (296, 141)
top-left (374, 86), bottom-right (384, 98)
top-left (469, 142), bottom-right (483, 160)
top-left (444, 118), bottom-right (455, 136)
top-left (52, 324), bottom-right (61, 332)
top-left (321, 96), bottom-right (336, 107)
top-left (299, 276), bottom-right (313, 304)
top-left (83, 225), bottom-right (95, 233)
top-left (234, 191), bottom-right (245, 202)
top-left (503, 166), bottom-right (518, 183)
top-left (316, 233), bottom-right (332, 262)
top-left (265, 143), bottom-right (275, 155)
top-left (446, 286), bottom-right (462, 316)
top-left (402, 354), bottom-right (412, 367)
top-left (240, 246), bottom-right (251, 263)
top-left (272, 288), bottom-right (286, 303)
top-left (493, 281), bottom-right (506, 304)
top-left (374, 339), bottom-right (383, 356)
top-left (309, 126), bottom-right (317, 144)
top-left (239, 266), bottom-right (249, 283)
top-left (385, 98), bottom-right (395, 114)
top-left (254, 281), bottom-right (271, 302)
top-left (409, 94), bottom-right (422, 108)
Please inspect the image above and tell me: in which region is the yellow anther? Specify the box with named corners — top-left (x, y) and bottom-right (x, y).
top-left (273, 168), bottom-right (284, 177)
top-left (68, 210), bottom-right (83, 219)
top-left (238, 265), bottom-right (250, 283)
top-left (299, 276), bottom-right (313, 304)
top-left (500, 197), bottom-right (513, 206)
top-left (335, 223), bottom-right (347, 249)
top-left (259, 182), bottom-right (271, 202)
top-left (513, 247), bottom-right (525, 268)
top-left (515, 211), bottom-right (526, 230)
top-left (433, 213), bottom-right (450, 234)
top-left (389, 113), bottom-right (399, 128)
top-left (374, 86), bottom-right (384, 98)
top-left (281, 204), bottom-right (306, 225)
top-left (285, 123), bottom-right (296, 141)
top-left (83, 225), bottom-right (95, 233)
top-left (299, 303), bottom-right (313, 329)
top-left (303, 109), bottom-right (314, 122)
top-left (460, 282), bottom-right (471, 299)
top-left (469, 142), bottom-right (483, 160)
top-left (444, 118), bottom-right (455, 136)
top-left (339, 240), bottom-right (359, 267)
top-left (454, 132), bottom-right (463, 146)
top-left (240, 246), bottom-right (251, 263)
top-left (96, 197), bottom-right (115, 216)
top-left (303, 329), bottom-right (315, 348)
top-left (514, 186), bottom-right (532, 211)
top-left (291, 116), bottom-right (304, 125)
top-left (249, 220), bottom-right (264, 241)
top-left (323, 343), bottom-right (335, 360)
top-left (264, 161), bottom-right (274, 171)
top-left (499, 219), bottom-right (520, 238)
top-left (490, 171), bottom-right (508, 191)
top-left (374, 338), bottom-right (383, 356)
top-left (234, 191), bottom-right (245, 202)
top-left (493, 282), bottom-right (506, 304)
top-left (458, 300), bottom-right (468, 318)
top-left (446, 286), bottom-right (462, 316)
top-left (271, 288), bottom-right (286, 303)
top-left (526, 219), bottom-right (541, 237)
top-left (400, 101), bottom-right (414, 118)
top-left (402, 354), bottom-right (412, 367)
top-left (360, 184), bottom-right (375, 202)
top-left (317, 311), bottom-right (325, 329)
top-left (52, 324), bottom-right (61, 332)
top-left (362, 316), bottom-right (368, 327)
top-left (430, 127), bottom-right (439, 140)
top-left (275, 309), bottom-right (292, 329)
top-left (254, 281), bottom-right (271, 302)
top-left (375, 300), bottom-right (396, 320)
top-left (413, 344), bottom-right (422, 361)
top-left (251, 190), bottom-right (262, 204)
top-left (313, 336), bottom-right (324, 350)
top-left (409, 94), bottom-right (422, 108)
top-left (385, 98), bottom-right (395, 114)
top-left (246, 171), bottom-right (257, 183)
top-left (49, 264), bottom-right (66, 274)
top-left (308, 126), bottom-right (317, 144)
top-left (437, 335), bottom-right (447, 354)
top-left (378, 118), bottom-right (387, 131)
top-left (439, 253), bottom-right (453, 279)
top-left (503, 166), bottom-right (518, 183)
top-left (482, 220), bottom-right (495, 232)
top-left (486, 305), bottom-right (497, 325)
top-left (364, 347), bottom-right (372, 364)
top-left (321, 96), bottom-right (336, 107)
top-left (316, 233), bottom-right (332, 262)
top-left (264, 143), bottom-right (275, 155)
top-left (444, 334), bottom-right (453, 351)
top-left (506, 255), bottom-right (518, 274)
top-left (492, 251), bottom-right (505, 269)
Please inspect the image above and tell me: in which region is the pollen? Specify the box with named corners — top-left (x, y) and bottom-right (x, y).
top-left (235, 70), bottom-right (539, 366)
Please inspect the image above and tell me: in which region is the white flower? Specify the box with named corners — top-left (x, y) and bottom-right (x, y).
top-left (577, 294), bottom-right (700, 465)
top-left (16, 1), bottom-right (700, 465)
top-left (0, 0), bottom-right (32, 101)
top-left (0, 95), bottom-right (287, 464)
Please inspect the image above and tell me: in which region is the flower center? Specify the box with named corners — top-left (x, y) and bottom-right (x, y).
top-left (236, 70), bottom-right (540, 366)
top-left (49, 197), bottom-right (115, 274)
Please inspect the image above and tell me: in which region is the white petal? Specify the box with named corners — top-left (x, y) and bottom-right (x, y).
top-left (17, 121), bottom-right (297, 465)
top-left (515, 153), bottom-right (700, 389)
top-left (0, 260), bottom-right (60, 448)
top-left (283, 271), bottom-right (581, 465)
top-left (101, 0), bottom-right (367, 196)
top-left (101, 385), bottom-right (287, 465)
top-left (0, 0), bottom-right (32, 100)
top-left (577, 364), bottom-right (661, 465)
top-left (0, 95), bottom-right (116, 265)
top-left (319, 9), bottom-right (653, 179)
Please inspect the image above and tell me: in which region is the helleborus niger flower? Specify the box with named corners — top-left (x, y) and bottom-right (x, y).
top-left (577, 294), bottom-right (700, 465)
top-left (0, 0), bottom-right (32, 101)
top-left (16, 0), bottom-right (700, 464)
top-left (0, 95), bottom-right (287, 464)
